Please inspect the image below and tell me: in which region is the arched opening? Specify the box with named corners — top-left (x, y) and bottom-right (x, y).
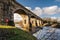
top-left (13, 13), bottom-right (23, 29)
top-left (14, 9), bottom-right (29, 31)
top-left (30, 16), bottom-right (36, 32)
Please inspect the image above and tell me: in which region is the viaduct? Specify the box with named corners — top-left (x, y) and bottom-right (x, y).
top-left (0, 0), bottom-right (43, 32)
top-left (1, 0), bottom-right (59, 32)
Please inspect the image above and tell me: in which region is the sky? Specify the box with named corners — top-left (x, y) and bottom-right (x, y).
top-left (16, 0), bottom-right (60, 19)
top-left (14, 13), bottom-right (22, 22)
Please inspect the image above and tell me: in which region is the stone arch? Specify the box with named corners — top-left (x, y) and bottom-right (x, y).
top-left (13, 9), bottom-right (29, 31)
top-left (14, 9), bottom-right (27, 14)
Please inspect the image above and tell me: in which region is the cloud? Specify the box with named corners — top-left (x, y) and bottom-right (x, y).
top-left (57, 17), bottom-right (60, 22)
top-left (26, 7), bottom-right (43, 16)
top-left (55, 0), bottom-right (60, 2)
top-left (51, 17), bottom-right (60, 22)
top-left (58, 8), bottom-right (60, 13)
top-left (51, 16), bottom-right (57, 19)
top-left (43, 6), bottom-right (58, 15)
top-left (26, 6), bottom-right (60, 16)
top-left (25, 6), bottom-right (32, 11)
top-left (33, 7), bottom-right (43, 16)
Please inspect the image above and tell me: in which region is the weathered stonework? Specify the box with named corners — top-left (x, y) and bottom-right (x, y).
top-left (0, 0), bottom-right (43, 32)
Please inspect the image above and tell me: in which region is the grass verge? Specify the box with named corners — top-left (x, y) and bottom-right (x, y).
top-left (0, 25), bottom-right (37, 40)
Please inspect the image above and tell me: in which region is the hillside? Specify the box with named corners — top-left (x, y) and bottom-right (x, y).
top-left (0, 25), bottom-right (37, 40)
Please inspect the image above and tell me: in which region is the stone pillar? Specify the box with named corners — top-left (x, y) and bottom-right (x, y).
top-left (37, 19), bottom-right (40, 27)
top-left (20, 14), bottom-right (29, 32)
top-left (39, 20), bottom-right (43, 27)
top-left (28, 15), bottom-right (32, 32)
top-left (30, 18), bottom-right (36, 27)
top-left (30, 18), bottom-right (36, 32)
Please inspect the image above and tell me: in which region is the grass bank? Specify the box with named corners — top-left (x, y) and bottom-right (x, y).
top-left (0, 25), bottom-right (37, 40)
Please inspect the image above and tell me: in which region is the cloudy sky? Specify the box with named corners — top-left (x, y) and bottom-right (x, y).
top-left (16, 0), bottom-right (60, 19)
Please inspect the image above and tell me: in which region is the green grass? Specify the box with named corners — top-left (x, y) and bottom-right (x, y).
top-left (0, 25), bottom-right (37, 40)
top-left (8, 28), bottom-right (37, 40)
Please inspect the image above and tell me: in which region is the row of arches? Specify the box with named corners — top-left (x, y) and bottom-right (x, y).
top-left (13, 9), bottom-right (43, 32)
top-left (0, 0), bottom-right (43, 32)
